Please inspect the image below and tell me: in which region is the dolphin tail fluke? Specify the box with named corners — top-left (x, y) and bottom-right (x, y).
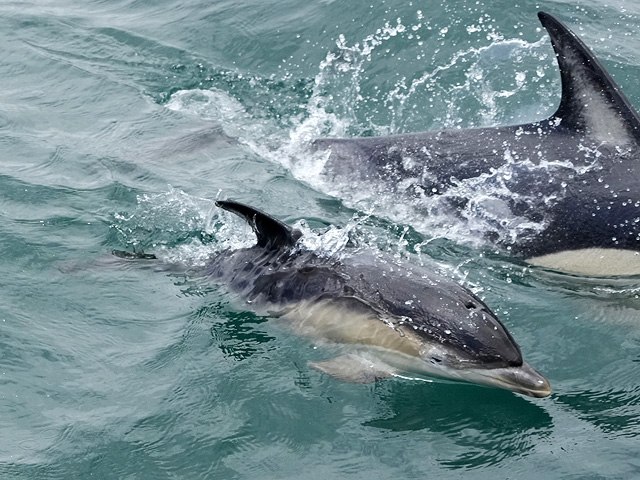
top-left (538, 11), bottom-right (640, 143)
top-left (216, 200), bottom-right (302, 251)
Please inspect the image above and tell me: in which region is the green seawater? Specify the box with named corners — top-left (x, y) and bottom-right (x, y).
top-left (1, 0), bottom-right (640, 478)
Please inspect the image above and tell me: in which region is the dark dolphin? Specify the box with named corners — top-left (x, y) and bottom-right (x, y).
top-left (313, 12), bottom-right (640, 276)
top-left (190, 199), bottom-right (550, 397)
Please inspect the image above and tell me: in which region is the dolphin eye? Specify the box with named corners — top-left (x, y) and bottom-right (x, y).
top-left (465, 301), bottom-right (477, 309)
top-left (431, 356), bottom-right (442, 364)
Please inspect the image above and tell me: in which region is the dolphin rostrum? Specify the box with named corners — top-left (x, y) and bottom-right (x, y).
top-left (312, 12), bottom-right (640, 276)
top-left (177, 199), bottom-right (551, 398)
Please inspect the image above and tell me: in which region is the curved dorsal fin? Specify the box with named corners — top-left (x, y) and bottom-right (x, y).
top-left (539, 11), bottom-right (640, 144)
top-left (216, 200), bottom-right (302, 251)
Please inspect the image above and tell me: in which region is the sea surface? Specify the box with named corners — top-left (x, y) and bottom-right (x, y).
top-left (1, 0), bottom-right (640, 478)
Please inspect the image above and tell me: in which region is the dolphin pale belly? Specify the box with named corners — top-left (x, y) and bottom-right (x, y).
top-left (195, 200), bottom-right (550, 398)
top-left (313, 12), bottom-right (640, 276)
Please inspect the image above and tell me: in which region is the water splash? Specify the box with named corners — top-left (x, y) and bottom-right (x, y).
top-left (162, 12), bottom-right (575, 251)
top-left (109, 187), bottom-right (471, 287)
top-left (112, 187), bottom-right (373, 267)
top-left (112, 186), bottom-right (255, 266)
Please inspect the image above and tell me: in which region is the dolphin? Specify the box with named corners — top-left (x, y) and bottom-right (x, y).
top-left (312, 12), bottom-right (640, 276)
top-left (166, 199), bottom-right (551, 398)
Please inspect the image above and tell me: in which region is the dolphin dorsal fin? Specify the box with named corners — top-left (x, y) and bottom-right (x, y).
top-left (538, 11), bottom-right (640, 144)
top-left (216, 200), bottom-right (302, 250)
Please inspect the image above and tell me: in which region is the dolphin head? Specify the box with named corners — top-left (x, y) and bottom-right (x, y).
top-left (413, 329), bottom-right (551, 398)
top-left (408, 289), bottom-right (550, 397)
top-left (365, 265), bottom-right (551, 398)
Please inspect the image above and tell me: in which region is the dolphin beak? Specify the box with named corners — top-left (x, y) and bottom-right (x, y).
top-left (478, 361), bottom-right (551, 398)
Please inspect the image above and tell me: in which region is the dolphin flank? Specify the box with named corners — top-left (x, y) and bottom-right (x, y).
top-left (313, 12), bottom-right (640, 276)
top-left (177, 199), bottom-right (551, 398)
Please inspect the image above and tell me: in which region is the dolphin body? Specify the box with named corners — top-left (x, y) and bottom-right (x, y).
top-left (313, 12), bottom-right (640, 276)
top-left (201, 200), bottom-right (550, 398)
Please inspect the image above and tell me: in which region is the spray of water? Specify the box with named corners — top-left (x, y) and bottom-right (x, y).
top-left (157, 11), bottom-right (613, 265)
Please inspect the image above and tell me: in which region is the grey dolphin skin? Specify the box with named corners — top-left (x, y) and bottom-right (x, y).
top-left (313, 12), bottom-right (640, 276)
top-left (200, 200), bottom-right (550, 398)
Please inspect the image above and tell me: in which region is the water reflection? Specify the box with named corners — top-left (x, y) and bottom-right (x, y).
top-left (531, 268), bottom-right (640, 301)
top-left (365, 381), bottom-right (553, 469)
top-left (554, 387), bottom-right (640, 438)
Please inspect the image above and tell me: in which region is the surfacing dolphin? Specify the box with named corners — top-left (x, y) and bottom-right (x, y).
top-left (171, 199), bottom-right (549, 398)
top-left (313, 12), bottom-right (640, 276)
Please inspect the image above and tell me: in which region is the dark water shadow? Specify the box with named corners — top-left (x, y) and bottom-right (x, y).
top-left (365, 380), bottom-right (553, 469)
top-left (179, 286), bottom-right (275, 359)
top-left (203, 305), bottom-right (275, 362)
top-left (554, 386), bottom-right (640, 438)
